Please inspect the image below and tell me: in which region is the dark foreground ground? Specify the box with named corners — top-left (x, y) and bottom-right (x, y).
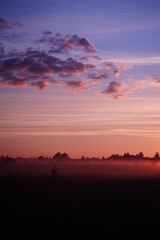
top-left (1, 175), bottom-right (160, 240)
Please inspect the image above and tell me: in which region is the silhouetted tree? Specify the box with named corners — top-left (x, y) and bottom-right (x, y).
top-left (52, 152), bottom-right (71, 161)
top-left (1, 155), bottom-right (15, 162)
top-left (108, 154), bottom-right (120, 159)
top-left (37, 155), bottom-right (44, 160)
top-left (123, 152), bottom-right (130, 159)
top-left (154, 152), bottom-right (160, 160)
top-left (137, 152), bottom-right (144, 159)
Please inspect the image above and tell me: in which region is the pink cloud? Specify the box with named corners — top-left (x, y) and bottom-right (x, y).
top-left (30, 81), bottom-right (48, 91)
top-left (92, 79), bottom-right (102, 85)
top-left (50, 79), bottom-right (62, 86)
top-left (154, 80), bottom-right (160, 85)
top-left (112, 94), bottom-right (125, 100)
top-left (104, 62), bottom-right (115, 70)
top-left (114, 69), bottom-right (121, 77)
top-left (150, 79), bottom-right (160, 87)
top-left (64, 79), bottom-right (88, 93)
top-left (80, 55), bottom-right (102, 61)
top-left (104, 61), bottom-right (132, 78)
top-left (103, 81), bottom-right (127, 94)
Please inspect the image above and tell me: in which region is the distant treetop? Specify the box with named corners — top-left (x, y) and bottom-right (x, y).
top-left (52, 152), bottom-right (71, 161)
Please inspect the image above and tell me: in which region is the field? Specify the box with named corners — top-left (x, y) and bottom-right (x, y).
top-left (1, 160), bottom-right (160, 239)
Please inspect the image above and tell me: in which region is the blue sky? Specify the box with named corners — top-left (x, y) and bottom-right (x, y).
top-left (1, 0), bottom-right (160, 55)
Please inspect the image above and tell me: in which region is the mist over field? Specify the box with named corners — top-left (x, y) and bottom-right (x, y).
top-left (1, 158), bottom-right (160, 178)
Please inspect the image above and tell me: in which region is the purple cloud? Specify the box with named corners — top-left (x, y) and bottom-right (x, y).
top-left (30, 80), bottom-right (48, 90)
top-left (0, 26), bottom-right (135, 100)
top-left (40, 32), bottom-right (96, 54)
top-left (104, 61), bottom-right (132, 77)
top-left (64, 79), bottom-right (88, 93)
top-left (80, 55), bottom-right (102, 61)
top-left (89, 72), bottom-right (107, 80)
top-left (0, 17), bottom-right (12, 29)
top-left (103, 81), bottom-right (126, 94)
top-left (0, 47), bottom-right (96, 92)
top-left (0, 72), bottom-right (27, 87)
top-left (0, 42), bottom-right (4, 57)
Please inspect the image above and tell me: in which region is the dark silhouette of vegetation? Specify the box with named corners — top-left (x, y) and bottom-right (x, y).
top-left (0, 155), bottom-right (15, 163)
top-left (52, 152), bottom-right (71, 161)
top-left (37, 156), bottom-right (49, 160)
top-left (108, 151), bottom-right (156, 161)
top-left (1, 151), bottom-right (160, 163)
top-left (37, 155), bottom-right (44, 160)
top-left (137, 152), bottom-right (144, 159)
top-left (154, 152), bottom-right (160, 160)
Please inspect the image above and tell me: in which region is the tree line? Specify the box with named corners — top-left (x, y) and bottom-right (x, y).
top-left (0, 151), bottom-right (160, 162)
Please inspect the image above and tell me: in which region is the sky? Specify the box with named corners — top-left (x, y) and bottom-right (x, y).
top-left (0, 0), bottom-right (160, 158)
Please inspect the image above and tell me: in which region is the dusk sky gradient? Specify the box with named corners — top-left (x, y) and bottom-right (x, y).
top-left (1, 0), bottom-right (160, 158)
